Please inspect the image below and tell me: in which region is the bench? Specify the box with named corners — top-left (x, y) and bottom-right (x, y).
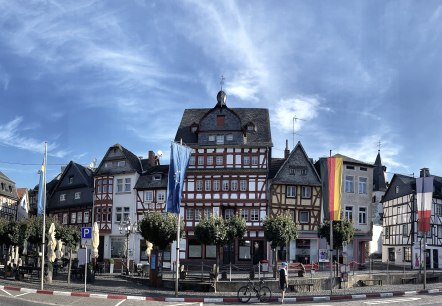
top-left (401, 277), bottom-right (417, 284)
top-left (288, 282), bottom-right (314, 292)
top-left (358, 279), bottom-right (382, 286)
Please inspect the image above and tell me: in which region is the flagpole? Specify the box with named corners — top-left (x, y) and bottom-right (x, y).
top-left (330, 220), bottom-right (333, 295)
top-left (40, 142), bottom-right (47, 290)
top-left (175, 139), bottom-right (183, 297)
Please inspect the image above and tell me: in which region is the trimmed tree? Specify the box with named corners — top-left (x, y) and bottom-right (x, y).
top-left (318, 219), bottom-right (354, 262)
top-left (55, 225), bottom-right (81, 284)
top-left (263, 213), bottom-right (298, 278)
top-left (139, 212), bottom-right (183, 250)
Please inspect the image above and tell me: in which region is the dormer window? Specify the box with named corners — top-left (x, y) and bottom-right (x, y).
top-left (117, 160), bottom-right (126, 167)
top-left (216, 135), bottom-right (224, 144)
top-left (69, 176), bottom-right (74, 184)
top-left (153, 174), bottom-right (161, 181)
top-left (396, 186), bottom-right (399, 194)
top-left (190, 123), bottom-right (198, 133)
top-left (208, 135), bottom-right (215, 142)
top-left (246, 122), bottom-right (255, 131)
top-left (226, 134), bottom-right (233, 141)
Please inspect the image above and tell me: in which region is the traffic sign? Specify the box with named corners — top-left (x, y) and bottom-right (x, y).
top-left (81, 227), bottom-right (92, 239)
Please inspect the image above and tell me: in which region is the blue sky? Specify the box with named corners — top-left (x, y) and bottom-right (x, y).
top-left (1, 1), bottom-right (442, 188)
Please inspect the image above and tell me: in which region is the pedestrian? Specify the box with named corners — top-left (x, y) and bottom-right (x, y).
top-left (279, 262), bottom-right (288, 304)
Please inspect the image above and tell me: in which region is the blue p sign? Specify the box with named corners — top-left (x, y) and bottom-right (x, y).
top-left (81, 227), bottom-right (92, 239)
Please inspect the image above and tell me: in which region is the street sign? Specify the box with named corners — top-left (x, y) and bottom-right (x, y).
top-left (81, 227), bottom-right (92, 239)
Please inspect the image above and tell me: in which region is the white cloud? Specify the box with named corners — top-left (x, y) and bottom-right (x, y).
top-left (0, 117), bottom-right (68, 158)
top-left (272, 95), bottom-right (321, 132)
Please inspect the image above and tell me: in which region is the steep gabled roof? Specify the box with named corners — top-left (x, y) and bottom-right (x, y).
top-left (373, 151), bottom-right (387, 192)
top-left (96, 144), bottom-right (143, 174)
top-left (268, 158), bottom-right (285, 179)
top-left (270, 141), bottom-right (321, 186)
top-left (0, 170), bottom-right (19, 200)
top-left (175, 108), bottom-right (272, 146)
top-left (383, 173), bottom-right (442, 202)
top-left (49, 161), bottom-right (94, 197)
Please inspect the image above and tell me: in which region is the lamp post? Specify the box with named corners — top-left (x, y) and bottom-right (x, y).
top-left (119, 218), bottom-right (137, 275)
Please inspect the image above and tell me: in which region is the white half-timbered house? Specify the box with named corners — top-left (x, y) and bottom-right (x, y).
top-left (174, 90), bottom-right (272, 267)
top-left (382, 168), bottom-right (442, 269)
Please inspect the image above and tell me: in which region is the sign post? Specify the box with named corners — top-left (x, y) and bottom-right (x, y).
top-left (81, 227), bottom-right (92, 292)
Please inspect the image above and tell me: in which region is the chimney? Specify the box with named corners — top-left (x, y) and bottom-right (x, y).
top-left (148, 151), bottom-right (156, 167)
top-left (284, 139), bottom-right (290, 159)
top-left (420, 168), bottom-right (430, 178)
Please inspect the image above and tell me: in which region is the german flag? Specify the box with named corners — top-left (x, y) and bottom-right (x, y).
top-left (319, 157), bottom-right (343, 221)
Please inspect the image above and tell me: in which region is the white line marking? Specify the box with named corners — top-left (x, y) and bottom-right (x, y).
top-left (1, 289), bottom-right (12, 296)
top-left (114, 300), bottom-right (126, 306)
top-left (364, 297), bottom-right (421, 304)
top-left (126, 295), bottom-right (146, 300)
top-left (53, 291), bottom-right (71, 296)
top-left (16, 292), bottom-right (30, 297)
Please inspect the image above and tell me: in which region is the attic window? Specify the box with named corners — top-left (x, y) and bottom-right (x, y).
top-left (117, 161), bottom-right (126, 167)
top-left (153, 174), bottom-right (161, 181)
top-left (216, 115), bottom-right (225, 126)
top-left (395, 186), bottom-right (399, 194)
top-left (360, 167), bottom-right (367, 171)
top-left (8, 186), bottom-right (12, 192)
top-left (346, 165), bottom-right (355, 170)
top-left (289, 167), bottom-right (295, 175)
top-left (247, 123), bottom-right (255, 131)
top-left (191, 125), bottom-right (198, 133)
top-left (69, 176), bottom-right (74, 184)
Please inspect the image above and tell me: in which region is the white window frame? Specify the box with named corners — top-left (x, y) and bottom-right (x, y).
top-left (157, 191), bottom-right (166, 202)
top-left (208, 135), bottom-right (215, 142)
top-left (84, 211), bottom-right (90, 223)
top-left (145, 191), bottom-right (153, 202)
top-left (60, 194), bottom-right (66, 201)
top-left (299, 211), bottom-right (309, 223)
top-left (358, 207), bottom-right (367, 225)
top-left (117, 179), bottom-right (123, 193)
top-left (345, 176), bottom-right (354, 193)
top-left (358, 177), bottom-right (368, 194)
top-left (77, 211), bottom-right (83, 224)
top-left (250, 208), bottom-right (259, 221)
top-left (216, 135), bottom-right (224, 144)
top-left (117, 160), bottom-right (126, 167)
top-left (74, 192), bottom-right (81, 200)
top-left (207, 156), bottom-right (213, 165)
top-left (301, 186), bottom-right (311, 198)
top-left (195, 208), bottom-right (202, 221)
top-left (240, 209), bottom-right (249, 221)
top-left (213, 180), bottom-right (220, 191)
top-left (345, 206), bottom-right (353, 221)
top-left (63, 213), bottom-right (68, 224)
top-left (71, 212), bottom-right (77, 224)
top-left (251, 155), bottom-right (258, 165)
top-left (197, 156), bottom-right (204, 166)
top-left (196, 180), bottom-right (203, 191)
top-left (243, 156), bottom-right (250, 165)
top-left (186, 208), bottom-right (194, 221)
top-left (205, 180), bottom-right (211, 191)
top-left (216, 156), bottom-right (223, 165)
top-left (189, 156), bottom-right (195, 166)
top-left (240, 180), bottom-right (247, 191)
top-left (124, 178), bottom-right (131, 192)
top-left (225, 208), bottom-right (234, 219)
top-left (287, 186), bottom-right (296, 198)
top-left (222, 180), bottom-right (229, 191)
top-left (231, 180), bottom-right (238, 191)
top-left (226, 134), bottom-right (233, 141)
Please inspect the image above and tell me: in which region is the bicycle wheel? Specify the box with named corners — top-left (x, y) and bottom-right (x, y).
top-left (237, 286), bottom-right (252, 303)
top-left (258, 286), bottom-right (272, 303)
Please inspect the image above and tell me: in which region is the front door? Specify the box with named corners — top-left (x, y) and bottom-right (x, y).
top-left (433, 249), bottom-right (438, 269)
top-left (223, 243), bottom-right (235, 264)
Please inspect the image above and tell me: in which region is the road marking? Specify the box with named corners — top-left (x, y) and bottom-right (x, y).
top-left (364, 297), bottom-right (421, 304)
top-left (16, 292), bottom-right (30, 297)
top-left (114, 300), bottom-right (126, 306)
top-left (1, 289), bottom-right (12, 296)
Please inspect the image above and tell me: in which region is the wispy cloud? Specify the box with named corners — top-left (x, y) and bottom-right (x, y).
top-left (0, 117), bottom-right (68, 158)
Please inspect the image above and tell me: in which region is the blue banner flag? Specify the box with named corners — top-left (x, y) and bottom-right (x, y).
top-left (37, 163), bottom-right (45, 215)
top-left (166, 142), bottom-right (192, 214)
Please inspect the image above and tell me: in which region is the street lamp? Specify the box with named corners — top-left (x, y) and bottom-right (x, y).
top-left (119, 217), bottom-right (137, 275)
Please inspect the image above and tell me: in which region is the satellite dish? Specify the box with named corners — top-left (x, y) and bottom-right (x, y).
top-left (156, 150), bottom-right (163, 158)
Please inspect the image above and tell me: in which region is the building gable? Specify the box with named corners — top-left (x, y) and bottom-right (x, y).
top-left (271, 142), bottom-right (321, 186)
top-left (96, 144), bottom-right (142, 175)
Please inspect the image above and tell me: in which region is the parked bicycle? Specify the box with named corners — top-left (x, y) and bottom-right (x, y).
top-left (237, 278), bottom-right (272, 303)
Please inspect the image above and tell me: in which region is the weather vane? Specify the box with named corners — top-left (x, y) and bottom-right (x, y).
top-left (377, 141), bottom-right (381, 152)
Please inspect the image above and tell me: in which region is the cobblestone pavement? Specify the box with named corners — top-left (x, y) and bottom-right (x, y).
top-left (0, 271), bottom-right (441, 299)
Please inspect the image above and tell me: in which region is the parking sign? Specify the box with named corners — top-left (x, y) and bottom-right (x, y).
top-left (81, 227), bottom-right (92, 239)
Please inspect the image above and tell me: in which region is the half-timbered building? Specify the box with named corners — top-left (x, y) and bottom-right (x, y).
top-left (94, 144), bottom-right (145, 266)
top-left (134, 152), bottom-right (169, 265)
top-left (174, 90), bottom-right (272, 266)
top-left (268, 141), bottom-right (322, 264)
top-left (382, 168), bottom-right (442, 269)
top-left (0, 171), bottom-right (19, 221)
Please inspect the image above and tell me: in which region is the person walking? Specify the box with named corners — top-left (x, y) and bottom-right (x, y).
top-left (279, 262), bottom-right (288, 304)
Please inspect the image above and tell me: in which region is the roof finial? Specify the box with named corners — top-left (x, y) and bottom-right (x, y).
top-left (220, 75), bottom-right (225, 90)
top-left (377, 140), bottom-right (381, 152)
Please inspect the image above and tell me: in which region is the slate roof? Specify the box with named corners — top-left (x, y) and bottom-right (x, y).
top-left (373, 151), bottom-right (387, 192)
top-left (0, 171), bottom-right (19, 200)
top-left (95, 144), bottom-right (143, 174)
top-left (134, 165), bottom-right (169, 189)
top-left (382, 173), bottom-right (442, 202)
top-left (268, 158), bottom-right (285, 179)
top-left (175, 107), bottom-right (272, 146)
top-left (334, 154), bottom-right (374, 167)
top-left (270, 142), bottom-right (322, 186)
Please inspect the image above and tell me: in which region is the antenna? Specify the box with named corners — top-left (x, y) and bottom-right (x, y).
top-left (220, 75), bottom-right (225, 90)
top-left (292, 115), bottom-right (305, 148)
